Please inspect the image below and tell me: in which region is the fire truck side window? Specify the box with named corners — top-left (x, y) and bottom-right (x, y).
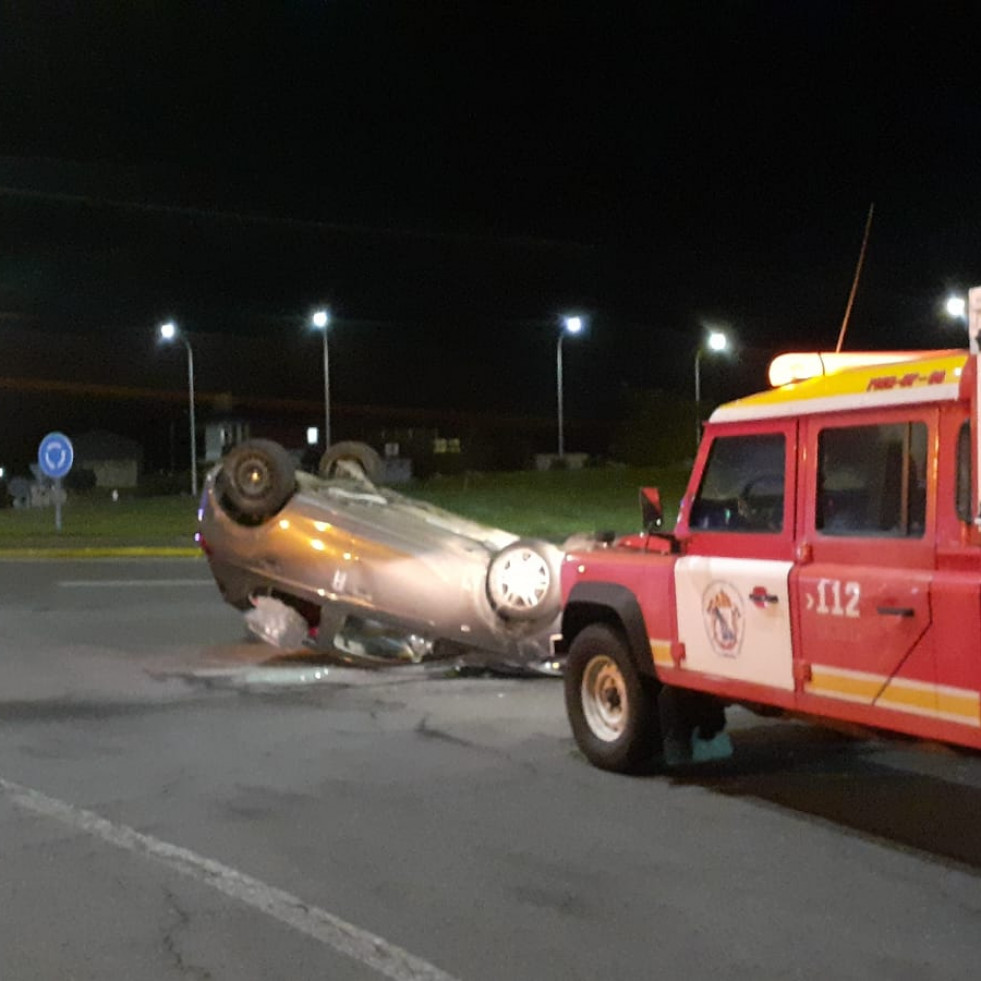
top-left (817, 422), bottom-right (926, 537)
top-left (689, 433), bottom-right (786, 532)
top-left (956, 420), bottom-right (971, 523)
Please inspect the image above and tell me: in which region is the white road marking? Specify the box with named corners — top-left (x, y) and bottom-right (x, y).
top-left (0, 777), bottom-right (459, 981)
top-left (57, 579), bottom-right (215, 588)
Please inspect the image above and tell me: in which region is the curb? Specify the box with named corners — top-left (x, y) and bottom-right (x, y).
top-left (0, 547), bottom-right (203, 559)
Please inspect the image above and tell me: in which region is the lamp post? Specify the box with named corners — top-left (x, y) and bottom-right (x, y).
top-left (159, 321), bottom-right (197, 497)
top-left (694, 329), bottom-right (728, 450)
top-left (557, 314), bottom-right (584, 458)
top-left (311, 309), bottom-right (331, 450)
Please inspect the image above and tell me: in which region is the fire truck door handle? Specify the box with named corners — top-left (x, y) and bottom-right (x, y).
top-left (876, 606), bottom-right (914, 618)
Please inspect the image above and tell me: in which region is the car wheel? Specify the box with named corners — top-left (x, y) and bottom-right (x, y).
top-left (217, 439), bottom-right (296, 520)
top-left (486, 538), bottom-right (560, 621)
top-left (564, 623), bottom-right (660, 773)
top-left (318, 441), bottom-right (383, 483)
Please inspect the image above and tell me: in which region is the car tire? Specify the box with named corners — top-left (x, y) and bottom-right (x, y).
top-left (486, 538), bottom-right (560, 621)
top-left (217, 439), bottom-right (296, 521)
top-left (564, 623), bottom-right (661, 773)
top-left (318, 441), bottom-right (383, 483)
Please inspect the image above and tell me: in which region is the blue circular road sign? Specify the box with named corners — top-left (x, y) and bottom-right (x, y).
top-left (38, 432), bottom-right (74, 479)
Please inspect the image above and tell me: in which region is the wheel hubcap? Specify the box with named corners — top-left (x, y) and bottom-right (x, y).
top-left (581, 655), bottom-right (628, 742)
top-left (237, 459), bottom-right (270, 498)
top-left (489, 548), bottom-right (551, 612)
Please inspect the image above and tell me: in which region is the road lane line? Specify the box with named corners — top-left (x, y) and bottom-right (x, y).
top-left (57, 579), bottom-right (215, 587)
top-left (0, 777), bottom-right (459, 981)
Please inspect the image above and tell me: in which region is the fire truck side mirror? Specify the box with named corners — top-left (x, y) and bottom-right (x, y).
top-left (640, 487), bottom-right (663, 533)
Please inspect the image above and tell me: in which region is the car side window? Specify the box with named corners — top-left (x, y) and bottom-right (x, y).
top-left (816, 422), bottom-right (926, 537)
top-left (956, 420), bottom-right (972, 523)
top-left (689, 433), bottom-right (786, 532)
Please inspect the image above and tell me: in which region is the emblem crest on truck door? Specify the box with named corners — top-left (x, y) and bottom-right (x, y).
top-left (703, 582), bottom-right (745, 658)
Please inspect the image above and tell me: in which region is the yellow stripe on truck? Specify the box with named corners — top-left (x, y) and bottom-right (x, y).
top-left (806, 664), bottom-right (981, 727)
top-left (650, 639), bottom-right (674, 668)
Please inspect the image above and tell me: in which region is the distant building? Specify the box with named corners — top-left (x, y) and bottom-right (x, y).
top-left (534, 452), bottom-right (589, 471)
top-left (70, 430), bottom-right (144, 488)
top-left (204, 418), bottom-right (252, 463)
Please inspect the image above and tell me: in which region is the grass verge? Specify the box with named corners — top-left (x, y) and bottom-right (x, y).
top-left (409, 464), bottom-right (690, 540)
top-left (0, 465), bottom-right (690, 550)
top-left (0, 495), bottom-right (202, 550)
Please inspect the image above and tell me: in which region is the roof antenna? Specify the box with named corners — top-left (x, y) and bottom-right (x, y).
top-left (835, 202), bottom-right (875, 353)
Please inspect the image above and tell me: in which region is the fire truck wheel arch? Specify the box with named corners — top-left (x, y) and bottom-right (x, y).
top-left (560, 581), bottom-right (657, 680)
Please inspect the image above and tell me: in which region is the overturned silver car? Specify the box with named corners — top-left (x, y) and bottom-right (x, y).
top-left (197, 439), bottom-right (565, 671)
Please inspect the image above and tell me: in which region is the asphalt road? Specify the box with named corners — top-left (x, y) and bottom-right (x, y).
top-left (1, 558), bottom-right (980, 980)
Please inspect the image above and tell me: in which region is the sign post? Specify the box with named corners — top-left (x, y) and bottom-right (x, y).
top-left (38, 432), bottom-right (74, 532)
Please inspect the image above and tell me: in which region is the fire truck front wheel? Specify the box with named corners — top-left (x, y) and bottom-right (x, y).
top-left (564, 623), bottom-right (660, 773)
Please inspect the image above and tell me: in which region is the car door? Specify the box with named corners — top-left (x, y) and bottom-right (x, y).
top-left (794, 412), bottom-right (935, 714)
top-left (675, 422), bottom-right (798, 693)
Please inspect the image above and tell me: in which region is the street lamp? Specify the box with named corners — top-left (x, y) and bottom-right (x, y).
top-left (946, 295), bottom-right (967, 320)
top-left (557, 314), bottom-right (584, 458)
top-left (694, 329), bottom-right (728, 449)
top-left (944, 293), bottom-right (974, 353)
top-left (311, 309), bottom-right (332, 450)
top-left (158, 321), bottom-right (197, 497)
top-left (947, 289), bottom-right (981, 354)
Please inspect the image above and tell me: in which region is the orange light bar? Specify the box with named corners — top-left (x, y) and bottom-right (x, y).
top-left (768, 351), bottom-right (931, 388)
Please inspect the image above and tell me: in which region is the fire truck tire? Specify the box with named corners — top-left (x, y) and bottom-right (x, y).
top-left (564, 623), bottom-right (660, 773)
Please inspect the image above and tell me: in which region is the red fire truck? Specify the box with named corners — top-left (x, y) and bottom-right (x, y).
top-left (559, 288), bottom-right (981, 772)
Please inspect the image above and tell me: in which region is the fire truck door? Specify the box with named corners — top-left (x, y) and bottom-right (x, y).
top-left (795, 416), bottom-right (934, 707)
top-left (795, 564), bottom-right (932, 697)
top-left (675, 424), bottom-right (798, 692)
top-left (675, 557), bottom-right (795, 690)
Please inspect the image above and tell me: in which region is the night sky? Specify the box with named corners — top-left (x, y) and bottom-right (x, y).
top-left (2, 2), bottom-right (981, 472)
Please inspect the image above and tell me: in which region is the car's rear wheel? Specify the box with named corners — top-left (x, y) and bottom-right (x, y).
top-left (318, 441), bottom-right (383, 482)
top-left (217, 439), bottom-right (296, 521)
top-left (564, 623), bottom-right (660, 773)
top-left (486, 539), bottom-right (560, 621)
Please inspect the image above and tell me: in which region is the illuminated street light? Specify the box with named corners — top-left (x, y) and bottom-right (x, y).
top-left (946, 295), bottom-right (967, 320)
top-left (943, 292), bottom-right (975, 352)
top-left (707, 330), bottom-right (728, 353)
top-left (557, 314), bottom-right (585, 458)
top-left (694, 329), bottom-right (729, 449)
top-left (158, 321), bottom-right (197, 497)
top-left (953, 287), bottom-right (981, 355)
top-left (311, 309), bottom-right (332, 449)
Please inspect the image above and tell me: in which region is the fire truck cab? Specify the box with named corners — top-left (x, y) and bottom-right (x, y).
top-left (559, 288), bottom-right (981, 773)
